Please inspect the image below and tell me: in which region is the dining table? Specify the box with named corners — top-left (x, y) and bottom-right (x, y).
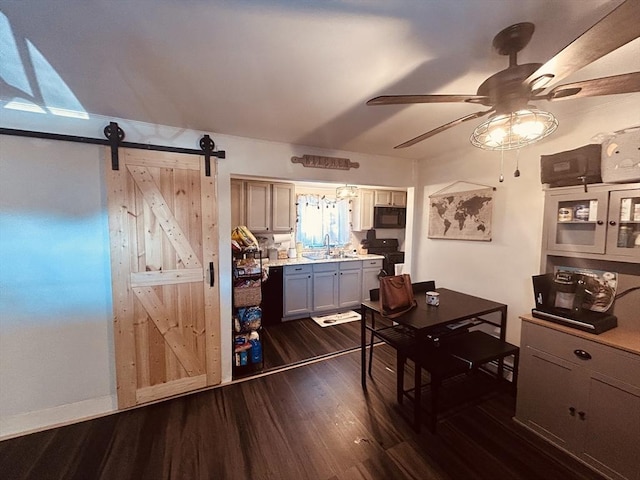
top-left (360, 287), bottom-right (508, 390)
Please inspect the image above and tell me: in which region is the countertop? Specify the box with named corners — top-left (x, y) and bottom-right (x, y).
top-left (521, 314), bottom-right (640, 356)
top-left (262, 253), bottom-right (385, 268)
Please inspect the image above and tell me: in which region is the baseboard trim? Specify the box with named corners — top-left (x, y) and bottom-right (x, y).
top-left (0, 394), bottom-right (117, 441)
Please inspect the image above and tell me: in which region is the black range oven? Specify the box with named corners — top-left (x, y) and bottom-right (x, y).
top-left (365, 238), bottom-right (405, 276)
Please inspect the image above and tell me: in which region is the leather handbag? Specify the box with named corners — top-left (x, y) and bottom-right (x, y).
top-left (379, 274), bottom-right (417, 318)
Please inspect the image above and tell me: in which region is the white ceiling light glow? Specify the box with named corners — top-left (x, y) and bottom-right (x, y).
top-left (470, 108), bottom-right (558, 151)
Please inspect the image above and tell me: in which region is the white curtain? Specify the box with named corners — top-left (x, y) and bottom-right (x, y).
top-left (295, 194), bottom-right (351, 248)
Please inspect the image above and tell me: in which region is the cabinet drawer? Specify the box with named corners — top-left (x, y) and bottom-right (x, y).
top-left (313, 262), bottom-right (338, 273)
top-left (362, 258), bottom-right (383, 269)
top-left (339, 260), bottom-right (362, 271)
top-left (284, 264), bottom-right (312, 276)
top-left (523, 322), bottom-right (640, 387)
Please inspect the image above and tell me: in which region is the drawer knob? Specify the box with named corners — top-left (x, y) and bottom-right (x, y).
top-left (573, 349), bottom-right (592, 360)
top-left (569, 406), bottom-right (576, 416)
top-left (578, 411), bottom-right (586, 420)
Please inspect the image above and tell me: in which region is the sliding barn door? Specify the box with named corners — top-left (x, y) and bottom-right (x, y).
top-left (106, 148), bottom-right (220, 408)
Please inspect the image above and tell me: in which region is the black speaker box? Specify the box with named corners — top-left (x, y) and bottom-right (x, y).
top-left (540, 144), bottom-right (602, 187)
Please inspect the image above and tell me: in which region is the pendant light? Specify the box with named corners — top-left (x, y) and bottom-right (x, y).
top-left (336, 185), bottom-right (358, 199)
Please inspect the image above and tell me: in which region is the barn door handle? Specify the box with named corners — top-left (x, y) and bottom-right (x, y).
top-left (209, 262), bottom-right (215, 287)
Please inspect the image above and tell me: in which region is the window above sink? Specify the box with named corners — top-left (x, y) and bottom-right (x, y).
top-left (296, 194), bottom-right (351, 248)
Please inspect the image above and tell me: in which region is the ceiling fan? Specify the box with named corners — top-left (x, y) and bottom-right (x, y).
top-left (367, 0), bottom-right (640, 150)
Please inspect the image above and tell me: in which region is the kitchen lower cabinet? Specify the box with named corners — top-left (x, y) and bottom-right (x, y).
top-left (283, 264), bottom-right (312, 319)
top-left (361, 258), bottom-right (382, 300)
top-left (313, 261), bottom-right (362, 312)
top-left (338, 261), bottom-right (362, 308)
top-left (516, 320), bottom-right (640, 480)
top-left (313, 263), bottom-right (339, 312)
top-left (283, 260), bottom-right (368, 320)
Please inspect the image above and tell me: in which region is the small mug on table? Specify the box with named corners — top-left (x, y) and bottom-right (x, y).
top-left (426, 291), bottom-right (440, 306)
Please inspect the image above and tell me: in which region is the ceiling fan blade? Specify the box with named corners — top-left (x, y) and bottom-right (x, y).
top-left (367, 94), bottom-right (488, 106)
top-left (394, 109), bottom-right (493, 149)
top-left (544, 72), bottom-right (640, 100)
top-left (525, 0), bottom-right (640, 89)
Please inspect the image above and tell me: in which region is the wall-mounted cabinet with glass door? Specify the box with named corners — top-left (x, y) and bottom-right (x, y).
top-left (544, 183), bottom-right (640, 262)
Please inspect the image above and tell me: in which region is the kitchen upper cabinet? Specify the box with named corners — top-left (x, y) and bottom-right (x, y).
top-left (391, 191), bottom-right (407, 207)
top-left (516, 320), bottom-right (640, 480)
top-left (246, 181), bottom-right (271, 232)
top-left (352, 189), bottom-right (374, 231)
top-left (271, 183), bottom-right (296, 232)
top-left (230, 179), bottom-right (246, 228)
top-left (544, 183), bottom-right (640, 263)
top-left (244, 181), bottom-right (295, 233)
top-left (374, 190), bottom-right (406, 207)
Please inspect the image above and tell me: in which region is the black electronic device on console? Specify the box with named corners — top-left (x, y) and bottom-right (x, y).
top-left (531, 273), bottom-right (617, 334)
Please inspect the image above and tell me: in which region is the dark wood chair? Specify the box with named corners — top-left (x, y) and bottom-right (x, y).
top-left (367, 280), bottom-right (436, 378)
top-left (405, 330), bottom-right (520, 432)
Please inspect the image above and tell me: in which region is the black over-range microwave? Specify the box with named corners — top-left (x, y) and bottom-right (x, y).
top-left (373, 206), bottom-right (406, 229)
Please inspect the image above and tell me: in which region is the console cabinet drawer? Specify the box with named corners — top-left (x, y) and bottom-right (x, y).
top-left (523, 322), bottom-right (640, 387)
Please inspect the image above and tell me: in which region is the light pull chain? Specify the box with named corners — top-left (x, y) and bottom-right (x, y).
top-left (499, 149), bottom-right (504, 182)
top-left (514, 149), bottom-right (521, 177)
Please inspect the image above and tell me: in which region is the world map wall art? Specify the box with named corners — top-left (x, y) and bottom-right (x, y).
top-left (428, 184), bottom-right (494, 241)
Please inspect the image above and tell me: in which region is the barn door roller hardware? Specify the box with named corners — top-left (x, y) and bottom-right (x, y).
top-left (1, 124), bottom-right (225, 175)
top-left (104, 122), bottom-right (125, 171)
top-left (199, 134), bottom-right (226, 177)
top-left (103, 123), bottom-right (225, 176)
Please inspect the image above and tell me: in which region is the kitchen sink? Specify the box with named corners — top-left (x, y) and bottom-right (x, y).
top-left (302, 252), bottom-right (359, 261)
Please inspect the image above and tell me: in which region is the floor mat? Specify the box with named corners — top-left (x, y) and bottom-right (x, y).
top-left (311, 310), bottom-right (361, 327)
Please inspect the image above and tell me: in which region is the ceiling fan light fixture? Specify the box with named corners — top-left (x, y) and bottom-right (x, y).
top-left (470, 108), bottom-right (558, 150)
top-left (336, 185), bottom-right (358, 199)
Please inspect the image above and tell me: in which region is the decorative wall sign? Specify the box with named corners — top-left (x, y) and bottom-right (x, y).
top-left (428, 182), bottom-right (495, 241)
top-left (291, 154), bottom-right (359, 170)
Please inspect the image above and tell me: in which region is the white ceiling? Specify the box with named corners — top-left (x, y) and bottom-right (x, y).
top-left (1, 0), bottom-right (639, 160)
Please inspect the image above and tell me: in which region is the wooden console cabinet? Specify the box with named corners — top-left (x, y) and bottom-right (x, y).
top-left (516, 318), bottom-right (640, 480)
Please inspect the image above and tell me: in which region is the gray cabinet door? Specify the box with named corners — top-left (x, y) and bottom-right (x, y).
top-left (516, 345), bottom-right (581, 452)
top-left (283, 270), bottom-right (312, 317)
top-left (313, 266), bottom-right (339, 312)
top-left (339, 265), bottom-right (362, 308)
top-left (546, 190), bottom-right (608, 255)
top-left (578, 372), bottom-right (640, 480)
top-left (271, 183), bottom-right (295, 233)
top-left (361, 259), bottom-right (382, 300)
top-left (246, 182), bottom-right (271, 232)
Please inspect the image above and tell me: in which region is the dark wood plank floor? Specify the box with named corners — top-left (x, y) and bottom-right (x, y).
top-left (0, 344), bottom-right (605, 480)
top-left (261, 317), bottom-right (365, 370)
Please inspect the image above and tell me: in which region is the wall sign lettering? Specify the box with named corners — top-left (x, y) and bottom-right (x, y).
top-left (291, 154), bottom-right (359, 170)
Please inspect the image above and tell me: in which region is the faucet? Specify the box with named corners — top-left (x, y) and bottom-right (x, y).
top-left (324, 234), bottom-right (331, 255)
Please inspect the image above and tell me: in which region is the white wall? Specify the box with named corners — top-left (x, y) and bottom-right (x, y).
top-left (0, 110), bottom-right (415, 438)
top-left (0, 137), bottom-right (116, 436)
top-left (412, 96), bottom-right (640, 345)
